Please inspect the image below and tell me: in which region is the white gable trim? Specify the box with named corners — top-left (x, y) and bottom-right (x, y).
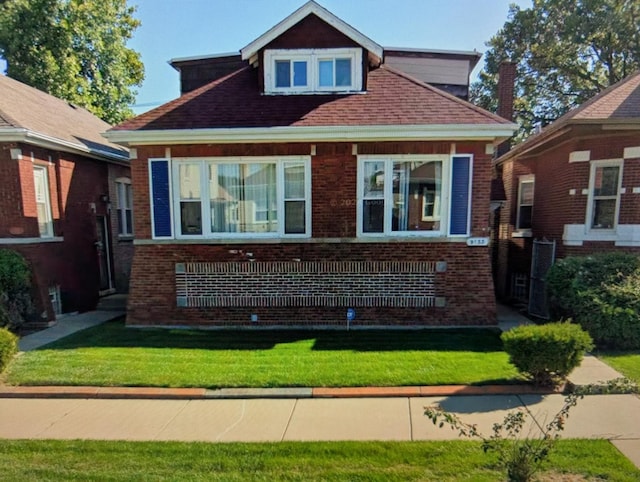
top-left (104, 124), bottom-right (517, 147)
top-left (240, 1), bottom-right (383, 62)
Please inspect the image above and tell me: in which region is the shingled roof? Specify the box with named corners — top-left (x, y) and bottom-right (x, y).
top-left (112, 65), bottom-right (512, 133)
top-left (0, 74), bottom-right (127, 161)
top-left (497, 70), bottom-right (640, 163)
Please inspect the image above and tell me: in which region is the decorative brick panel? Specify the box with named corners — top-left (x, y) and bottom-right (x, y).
top-left (176, 261), bottom-right (437, 308)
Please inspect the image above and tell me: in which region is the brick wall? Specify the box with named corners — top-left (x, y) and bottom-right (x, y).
top-left (496, 131), bottom-right (640, 300)
top-left (0, 142), bottom-right (132, 319)
top-left (127, 140), bottom-right (497, 328)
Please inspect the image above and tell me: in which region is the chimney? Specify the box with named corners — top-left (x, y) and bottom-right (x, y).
top-left (496, 62), bottom-right (516, 157)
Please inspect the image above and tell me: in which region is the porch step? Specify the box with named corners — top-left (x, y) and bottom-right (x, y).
top-left (96, 294), bottom-right (128, 312)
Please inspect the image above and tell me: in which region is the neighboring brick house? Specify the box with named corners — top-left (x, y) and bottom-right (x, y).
top-left (494, 70), bottom-right (640, 311)
top-left (0, 74), bottom-right (133, 322)
top-left (106, 1), bottom-right (516, 328)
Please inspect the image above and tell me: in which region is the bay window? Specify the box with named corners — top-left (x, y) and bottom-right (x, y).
top-left (172, 157), bottom-right (310, 238)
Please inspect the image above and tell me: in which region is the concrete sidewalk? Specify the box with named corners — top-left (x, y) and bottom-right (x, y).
top-left (0, 393), bottom-right (638, 467)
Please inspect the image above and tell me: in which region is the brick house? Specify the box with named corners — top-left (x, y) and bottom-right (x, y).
top-left (494, 70), bottom-right (640, 312)
top-left (0, 74), bottom-right (133, 322)
top-left (106, 1), bottom-right (516, 328)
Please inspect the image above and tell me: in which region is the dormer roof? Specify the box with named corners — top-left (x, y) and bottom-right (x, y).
top-left (240, 1), bottom-right (383, 63)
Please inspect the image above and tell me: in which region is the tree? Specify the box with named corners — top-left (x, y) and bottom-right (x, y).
top-left (0, 0), bottom-right (144, 124)
top-left (472, 0), bottom-right (640, 140)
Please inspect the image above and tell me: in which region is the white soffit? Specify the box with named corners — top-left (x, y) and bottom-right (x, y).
top-left (240, 1), bottom-right (383, 62)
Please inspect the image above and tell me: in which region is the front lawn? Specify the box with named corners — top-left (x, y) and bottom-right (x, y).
top-left (0, 440), bottom-right (636, 481)
top-left (4, 319), bottom-right (520, 388)
top-left (599, 351), bottom-right (640, 384)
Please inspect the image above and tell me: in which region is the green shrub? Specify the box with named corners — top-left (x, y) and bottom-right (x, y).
top-left (546, 253), bottom-right (640, 349)
top-left (0, 327), bottom-right (18, 373)
top-left (0, 249), bottom-right (34, 330)
top-left (501, 323), bottom-right (593, 386)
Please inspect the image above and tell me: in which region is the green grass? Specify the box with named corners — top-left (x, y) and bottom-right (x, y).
top-left (0, 440), bottom-right (636, 481)
top-left (5, 319), bottom-right (520, 388)
top-left (599, 351), bottom-right (640, 384)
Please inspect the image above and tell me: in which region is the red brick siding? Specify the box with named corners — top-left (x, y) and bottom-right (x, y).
top-left (128, 140), bottom-right (496, 327)
top-left (496, 132), bottom-right (640, 299)
top-left (0, 142), bottom-right (132, 319)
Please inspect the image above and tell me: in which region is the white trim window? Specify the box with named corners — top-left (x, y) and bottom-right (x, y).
top-left (115, 178), bottom-right (133, 236)
top-left (264, 48), bottom-right (362, 94)
top-left (171, 156), bottom-right (311, 239)
top-left (32, 165), bottom-right (53, 237)
top-left (516, 175), bottom-right (534, 232)
top-left (357, 155), bottom-right (450, 237)
top-left (587, 160), bottom-right (622, 230)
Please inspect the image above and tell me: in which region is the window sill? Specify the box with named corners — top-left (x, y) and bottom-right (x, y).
top-left (118, 235), bottom-right (134, 242)
top-left (137, 236), bottom-right (470, 245)
top-left (0, 236), bottom-right (64, 245)
top-left (512, 230), bottom-right (532, 238)
top-left (563, 224), bottom-right (640, 246)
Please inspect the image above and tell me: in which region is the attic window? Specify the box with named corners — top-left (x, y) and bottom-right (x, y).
top-left (265, 48), bottom-right (361, 94)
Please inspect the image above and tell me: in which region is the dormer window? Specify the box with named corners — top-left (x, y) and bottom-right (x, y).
top-left (265, 48), bottom-right (362, 94)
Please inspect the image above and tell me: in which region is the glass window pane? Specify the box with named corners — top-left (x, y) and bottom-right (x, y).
top-left (363, 161), bottom-right (384, 198)
top-left (180, 202), bottom-right (202, 234)
top-left (285, 200), bottom-right (305, 234)
top-left (594, 166), bottom-right (619, 196)
top-left (125, 184), bottom-right (133, 208)
top-left (319, 60), bottom-right (333, 86)
top-left (363, 199), bottom-right (384, 233)
top-left (520, 181), bottom-right (534, 205)
top-left (210, 163), bottom-right (239, 233)
top-left (592, 199), bottom-right (616, 229)
top-left (285, 163), bottom-right (305, 199)
top-left (335, 58), bottom-right (351, 86)
top-left (179, 164), bottom-right (200, 199)
top-left (392, 160), bottom-right (441, 232)
top-left (293, 61), bottom-right (307, 87)
top-left (242, 164), bottom-right (277, 233)
top-left (125, 209), bottom-right (133, 234)
top-left (275, 60), bottom-right (290, 88)
top-left (519, 206), bottom-right (533, 229)
top-left (117, 208), bottom-right (124, 234)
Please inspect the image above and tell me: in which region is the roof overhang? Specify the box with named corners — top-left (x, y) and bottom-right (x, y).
top-left (104, 124), bottom-right (517, 147)
top-left (0, 127), bottom-right (129, 164)
top-left (240, 1), bottom-right (383, 63)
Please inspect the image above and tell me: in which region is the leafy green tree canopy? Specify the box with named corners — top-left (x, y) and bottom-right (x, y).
top-left (0, 0), bottom-right (144, 124)
top-left (472, 0), bottom-right (640, 140)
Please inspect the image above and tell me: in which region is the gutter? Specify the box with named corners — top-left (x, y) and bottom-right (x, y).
top-left (103, 123), bottom-right (518, 147)
top-left (0, 127), bottom-right (129, 164)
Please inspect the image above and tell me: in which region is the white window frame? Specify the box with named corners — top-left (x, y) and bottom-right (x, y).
top-left (357, 154), bottom-right (450, 238)
top-left (586, 159), bottom-right (623, 232)
top-left (264, 48), bottom-right (362, 94)
top-left (171, 156), bottom-right (311, 239)
top-left (515, 175), bottom-right (534, 234)
top-left (115, 177), bottom-right (133, 237)
top-left (33, 164), bottom-right (53, 238)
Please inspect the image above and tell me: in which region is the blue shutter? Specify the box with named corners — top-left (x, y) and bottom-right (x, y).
top-left (449, 156), bottom-right (472, 236)
top-left (149, 159), bottom-right (173, 238)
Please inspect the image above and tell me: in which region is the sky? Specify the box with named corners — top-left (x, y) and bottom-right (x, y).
top-left (127, 0), bottom-right (532, 113)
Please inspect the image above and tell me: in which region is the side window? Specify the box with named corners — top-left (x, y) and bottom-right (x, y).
top-left (516, 176), bottom-right (534, 231)
top-left (588, 161), bottom-right (622, 230)
top-left (115, 178), bottom-right (133, 236)
top-left (33, 165), bottom-right (53, 237)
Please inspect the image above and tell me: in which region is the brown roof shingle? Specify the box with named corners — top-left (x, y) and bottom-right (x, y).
top-left (0, 74), bottom-right (127, 159)
top-left (112, 65), bottom-right (511, 132)
top-left (497, 70), bottom-right (640, 163)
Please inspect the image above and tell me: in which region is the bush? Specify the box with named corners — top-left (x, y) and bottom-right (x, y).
top-left (0, 327), bottom-right (18, 373)
top-left (0, 249), bottom-right (34, 330)
top-left (546, 253), bottom-right (640, 349)
top-left (501, 323), bottom-right (593, 386)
